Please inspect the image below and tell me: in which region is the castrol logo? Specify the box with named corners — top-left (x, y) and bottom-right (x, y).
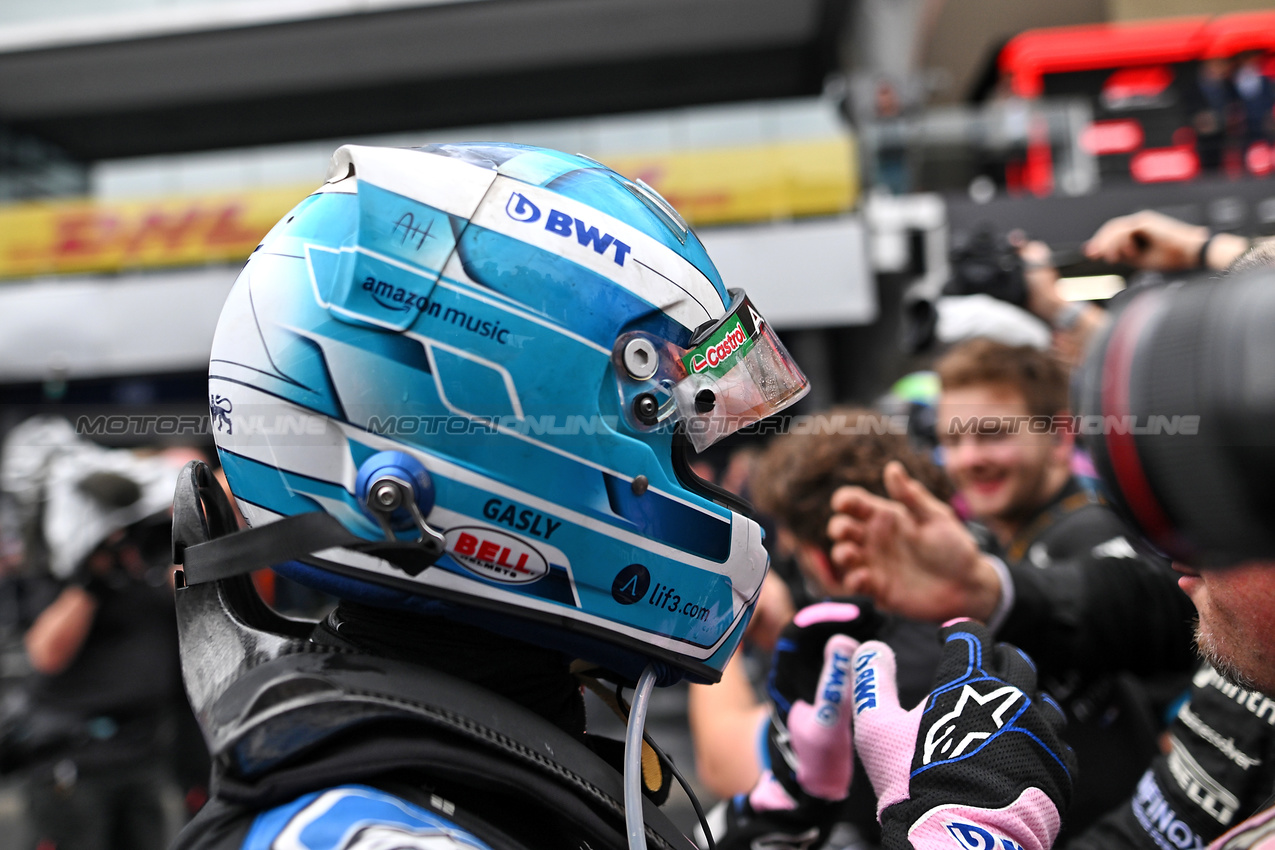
top-left (690, 321), bottom-right (748, 374)
top-left (445, 526), bottom-right (548, 584)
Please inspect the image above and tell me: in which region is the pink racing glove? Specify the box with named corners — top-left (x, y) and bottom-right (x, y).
top-left (851, 619), bottom-right (1075, 850)
top-left (714, 599), bottom-right (885, 850)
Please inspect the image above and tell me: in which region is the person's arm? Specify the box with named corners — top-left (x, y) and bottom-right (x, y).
top-left (687, 571), bottom-right (795, 796)
top-left (997, 550), bottom-right (1196, 678)
top-left (828, 462), bottom-right (1196, 679)
top-left (1083, 211), bottom-right (1250, 272)
top-left (688, 652), bottom-right (769, 798)
top-left (741, 571), bottom-right (794, 657)
top-left (24, 584), bottom-right (98, 675)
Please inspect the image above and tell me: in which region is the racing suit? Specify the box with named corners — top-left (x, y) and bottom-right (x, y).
top-left (169, 583), bottom-right (694, 850)
top-left (985, 477), bottom-right (1195, 839)
top-left (985, 480), bottom-right (1275, 850)
top-left (1068, 665), bottom-right (1275, 850)
top-left (165, 456), bottom-right (699, 850)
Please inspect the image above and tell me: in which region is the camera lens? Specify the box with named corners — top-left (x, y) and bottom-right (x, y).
top-left (1079, 271), bottom-right (1275, 565)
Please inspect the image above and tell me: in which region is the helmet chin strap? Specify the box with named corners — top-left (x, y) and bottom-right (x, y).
top-left (173, 460), bottom-right (445, 587)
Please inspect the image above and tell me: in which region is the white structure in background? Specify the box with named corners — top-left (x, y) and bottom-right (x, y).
top-left (0, 97), bottom-right (875, 384)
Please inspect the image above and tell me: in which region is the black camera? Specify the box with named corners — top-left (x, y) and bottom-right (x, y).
top-left (943, 227), bottom-right (1029, 307)
top-left (902, 226), bottom-right (1034, 354)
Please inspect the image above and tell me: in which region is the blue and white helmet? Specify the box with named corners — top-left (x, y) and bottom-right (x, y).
top-left (208, 143), bottom-right (808, 684)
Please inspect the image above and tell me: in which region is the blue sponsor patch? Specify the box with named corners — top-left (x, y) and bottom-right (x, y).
top-left (943, 821), bottom-right (1026, 850)
top-left (854, 651), bottom-right (878, 712)
top-left (1131, 770), bottom-right (1207, 850)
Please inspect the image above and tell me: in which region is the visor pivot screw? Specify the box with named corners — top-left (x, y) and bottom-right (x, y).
top-left (634, 394), bottom-right (659, 425)
top-left (372, 481), bottom-right (403, 512)
top-left (631, 475), bottom-right (649, 496)
top-left (694, 389), bottom-right (716, 414)
top-left (623, 338), bottom-right (659, 380)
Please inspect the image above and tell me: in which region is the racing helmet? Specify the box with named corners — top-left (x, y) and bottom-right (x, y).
top-left (208, 143), bottom-right (808, 685)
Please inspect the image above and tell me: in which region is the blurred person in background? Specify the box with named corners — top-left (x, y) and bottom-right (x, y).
top-left (1233, 51), bottom-right (1275, 151)
top-left (692, 408), bottom-right (947, 848)
top-left (1012, 207), bottom-right (1264, 372)
top-left (828, 339), bottom-right (1190, 839)
top-left (1186, 56), bottom-right (1241, 173)
top-left (1083, 210), bottom-right (1260, 275)
top-left (1024, 209), bottom-right (1269, 367)
top-left (0, 418), bottom-right (198, 850)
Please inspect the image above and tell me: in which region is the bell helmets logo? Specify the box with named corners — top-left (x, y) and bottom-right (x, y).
top-left (689, 320), bottom-right (748, 374)
top-left (445, 526), bottom-right (548, 584)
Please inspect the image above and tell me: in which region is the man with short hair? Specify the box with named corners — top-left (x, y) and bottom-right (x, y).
top-left (934, 337), bottom-right (1080, 553)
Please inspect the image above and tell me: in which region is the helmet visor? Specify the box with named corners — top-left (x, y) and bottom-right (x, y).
top-left (615, 290), bottom-right (808, 451)
top-left (672, 291), bottom-right (809, 450)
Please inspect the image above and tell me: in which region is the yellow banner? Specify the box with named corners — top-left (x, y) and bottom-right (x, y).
top-left (0, 137), bottom-right (856, 279)
top-left (0, 186), bottom-right (312, 280)
top-left (607, 137), bottom-right (857, 227)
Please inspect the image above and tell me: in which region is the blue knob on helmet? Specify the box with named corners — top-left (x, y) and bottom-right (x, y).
top-left (355, 450), bottom-right (436, 532)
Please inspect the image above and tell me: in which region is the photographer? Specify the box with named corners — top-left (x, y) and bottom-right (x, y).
top-left (1082, 211), bottom-right (1253, 273)
top-left (937, 212), bottom-right (1260, 372)
top-left (0, 424), bottom-right (190, 850)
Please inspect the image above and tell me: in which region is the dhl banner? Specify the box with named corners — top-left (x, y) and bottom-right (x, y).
top-left (0, 185), bottom-right (314, 280)
top-left (0, 137), bottom-right (856, 280)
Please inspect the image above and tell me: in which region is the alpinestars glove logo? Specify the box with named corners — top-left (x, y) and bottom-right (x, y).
top-left (922, 684), bottom-right (1025, 765)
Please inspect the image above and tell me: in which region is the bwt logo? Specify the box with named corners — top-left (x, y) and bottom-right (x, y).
top-left (505, 192), bottom-right (632, 267)
top-left (854, 651), bottom-right (878, 712)
top-left (816, 651), bottom-right (852, 726)
top-left (943, 821), bottom-right (1027, 850)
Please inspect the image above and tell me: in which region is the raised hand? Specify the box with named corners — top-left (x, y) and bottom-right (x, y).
top-left (1083, 210), bottom-right (1248, 271)
top-left (827, 461), bottom-right (1002, 624)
